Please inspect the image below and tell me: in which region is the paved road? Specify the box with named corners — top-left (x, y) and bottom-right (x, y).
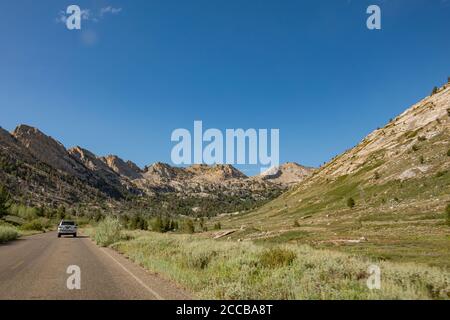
top-left (0, 231), bottom-right (191, 300)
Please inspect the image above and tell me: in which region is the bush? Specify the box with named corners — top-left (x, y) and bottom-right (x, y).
top-left (150, 217), bottom-right (178, 233)
top-left (213, 222), bottom-right (222, 230)
top-left (21, 219), bottom-right (44, 231)
top-left (92, 209), bottom-right (104, 222)
top-left (128, 215), bottom-right (148, 230)
top-left (0, 225), bottom-right (20, 243)
top-left (184, 250), bottom-right (217, 270)
top-left (419, 155), bottom-right (425, 164)
top-left (431, 86), bottom-right (438, 95)
top-left (293, 220), bottom-right (300, 227)
top-left (57, 205), bottom-right (66, 220)
top-left (347, 197), bottom-right (356, 208)
top-left (184, 219), bottom-right (195, 234)
top-left (94, 217), bottom-right (122, 247)
top-left (9, 204), bottom-right (38, 221)
top-left (447, 149), bottom-right (450, 157)
top-left (436, 170), bottom-right (447, 178)
top-left (259, 247), bottom-right (296, 269)
top-left (151, 216), bottom-right (163, 232)
top-left (445, 204), bottom-right (450, 226)
top-left (0, 185), bottom-right (11, 219)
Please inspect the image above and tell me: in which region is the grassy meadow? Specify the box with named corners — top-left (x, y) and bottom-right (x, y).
top-left (87, 221), bottom-right (450, 300)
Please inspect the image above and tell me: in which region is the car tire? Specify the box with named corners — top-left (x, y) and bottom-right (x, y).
top-left (73, 233), bottom-right (77, 238)
top-left (58, 233), bottom-right (61, 238)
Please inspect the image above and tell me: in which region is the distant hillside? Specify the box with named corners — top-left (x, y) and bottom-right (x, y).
top-left (216, 81), bottom-right (450, 268)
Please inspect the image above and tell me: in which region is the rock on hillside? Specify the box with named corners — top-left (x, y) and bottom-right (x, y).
top-left (101, 155), bottom-right (143, 180)
top-left (186, 164), bottom-right (247, 182)
top-left (0, 126), bottom-right (34, 162)
top-left (258, 162), bottom-right (314, 186)
top-left (12, 125), bottom-right (87, 178)
top-left (303, 83), bottom-right (450, 185)
top-left (0, 127), bottom-right (125, 205)
top-left (143, 162), bottom-right (187, 181)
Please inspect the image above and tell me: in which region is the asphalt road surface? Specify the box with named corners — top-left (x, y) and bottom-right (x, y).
top-left (0, 231), bottom-right (191, 300)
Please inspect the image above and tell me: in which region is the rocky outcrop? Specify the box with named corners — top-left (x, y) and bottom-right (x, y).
top-left (101, 155), bottom-right (143, 180)
top-left (258, 162), bottom-right (314, 186)
top-left (186, 164), bottom-right (247, 182)
top-left (12, 125), bottom-right (87, 178)
top-left (143, 162), bottom-right (186, 181)
top-left (0, 126), bottom-right (33, 160)
top-left (126, 160), bottom-right (143, 175)
top-left (305, 83), bottom-right (450, 184)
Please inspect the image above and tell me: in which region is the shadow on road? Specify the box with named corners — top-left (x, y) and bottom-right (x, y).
top-left (0, 238), bottom-right (27, 247)
top-left (58, 235), bottom-right (89, 239)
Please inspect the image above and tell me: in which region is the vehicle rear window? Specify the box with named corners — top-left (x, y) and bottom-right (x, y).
top-left (61, 221), bottom-right (75, 225)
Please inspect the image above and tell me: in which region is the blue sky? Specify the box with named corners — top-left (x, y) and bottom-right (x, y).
top-left (0, 0), bottom-right (449, 175)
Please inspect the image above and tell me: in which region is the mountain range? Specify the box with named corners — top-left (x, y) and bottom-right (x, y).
top-left (0, 124), bottom-right (313, 215)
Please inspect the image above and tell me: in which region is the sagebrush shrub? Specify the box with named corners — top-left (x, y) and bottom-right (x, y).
top-left (94, 217), bottom-right (122, 247)
top-left (21, 219), bottom-right (44, 231)
top-left (259, 247), bottom-right (296, 268)
top-left (0, 226), bottom-right (19, 243)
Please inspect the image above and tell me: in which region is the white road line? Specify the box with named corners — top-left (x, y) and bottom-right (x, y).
top-left (100, 247), bottom-right (164, 300)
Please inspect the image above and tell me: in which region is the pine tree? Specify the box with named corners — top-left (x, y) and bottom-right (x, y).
top-left (0, 185), bottom-right (11, 219)
top-left (431, 86), bottom-right (439, 95)
top-left (347, 197), bottom-right (356, 209)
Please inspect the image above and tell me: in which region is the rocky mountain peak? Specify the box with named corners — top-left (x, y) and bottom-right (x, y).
top-left (142, 163), bottom-right (192, 184)
top-left (101, 155), bottom-right (142, 180)
top-left (185, 163), bottom-right (247, 182)
top-left (259, 162), bottom-right (314, 185)
top-left (212, 164), bottom-right (247, 179)
top-left (69, 146), bottom-right (96, 161)
top-left (0, 126), bottom-right (34, 161)
top-left (126, 160), bottom-right (142, 174)
top-left (0, 127), bottom-right (17, 148)
top-left (12, 124), bottom-right (85, 176)
top-left (68, 146), bottom-right (112, 173)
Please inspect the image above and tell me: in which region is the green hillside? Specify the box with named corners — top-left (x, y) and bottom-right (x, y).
top-left (212, 83), bottom-right (450, 269)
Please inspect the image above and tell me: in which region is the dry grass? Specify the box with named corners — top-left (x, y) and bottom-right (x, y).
top-left (110, 231), bottom-right (450, 300)
top-left (93, 217), bottom-right (122, 247)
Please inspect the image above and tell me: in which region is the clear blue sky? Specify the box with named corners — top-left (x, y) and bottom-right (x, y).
top-left (1, 0), bottom-right (449, 175)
